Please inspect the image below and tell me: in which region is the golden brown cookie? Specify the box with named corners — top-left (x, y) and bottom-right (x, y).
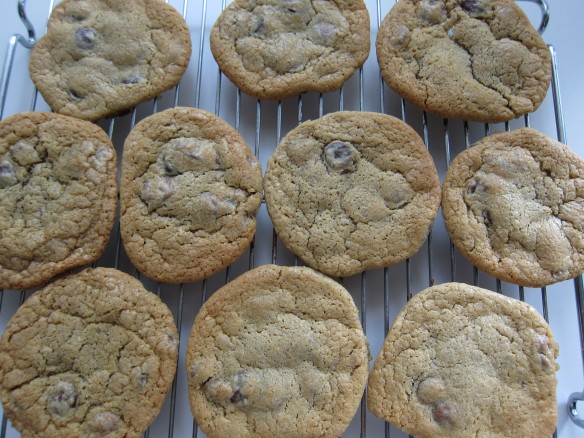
top-left (210, 0), bottom-right (370, 100)
top-left (264, 111), bottom-right (441, 277)
top-left (186, 264), bottom-right (369, 438)
top-left (0, 112), bottom-right (117, 291)
top-left (368, 282), bottom-right (559, 438)
top-left (29, 0), bottom-right (191, 122)
top-left (442, 128), bottom-right (584, 287)
top-left (0, 267), bottom-right (179, 438)
top-left (120, 107), bottom-right (263, 283)
top-left (376, 0), bottom-right (551, 122)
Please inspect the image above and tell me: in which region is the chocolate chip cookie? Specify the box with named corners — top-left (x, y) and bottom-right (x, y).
top-left (210, 0), bottom-right (370, 100)
top-left (264, 111), bottom-right (441, 277)
top-left (368, 282), bottom-right (559, 438)
top-left (0, 112), bottom-right (117, 291)
top-left (29, 0), bottom-right (191, 122)
top-left (377, 0), bottom-right (552, 122)
top-left (0, 267), bottom-right (179, 438)
top-left (442, 128), bottom-right (584, 287)
top-left (120, 107), bottom-right (263, 283)
top-left (186, 264), bottom-right (369, 438)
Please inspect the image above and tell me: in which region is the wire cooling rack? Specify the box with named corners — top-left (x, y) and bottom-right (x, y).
top-left (0, 0), bottom-right (583, 437)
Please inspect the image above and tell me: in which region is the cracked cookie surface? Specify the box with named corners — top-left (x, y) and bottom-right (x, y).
top-left (210, 0), bottom-right (370, 100)
top-left (186, 264), bottom-right (369, 438)
top-left (0, 112), bottom-right (117, 290)
top-left (29, 0), bottom-right (191, 122)
top-left (264, 111), bottom-right (441, 277)
top-left (442, 128), bottom-right (584, 287)
top-left (376, 0), bottom-right (551, 122)
top-left (0, 267), bottom-right (179, 438)
top-left (368, 282), bottom-right (559, 438)
top-left (120, 107), bottom-right (263, 283)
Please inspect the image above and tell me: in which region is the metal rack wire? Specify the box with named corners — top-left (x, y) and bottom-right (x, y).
top-left (0, 0), bottom-right (583, 437)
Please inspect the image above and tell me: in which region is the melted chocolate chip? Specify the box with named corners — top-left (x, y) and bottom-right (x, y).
top-left (0, 160), bottom-right (17, 188)
top-left (75, 27), bottom-right (96, 49)
top-left (229, 390), bottom-right (246, 404)
top-left (482, 210), bottom-right (492, 226)
top-left (467, 179), bottom-right (479, 195)
top-left (461, 0), bottom-right (485, 14)
top-left (122, 76), bottom-right (145, 85)
top-left (324, 141), bottom-right (357, 172)
top-left (47, 382), bottom-right (78, 417)
top-left (432, 401), bottom-right (456, 424)
top-left (91, 412), bottom-right (120, 433)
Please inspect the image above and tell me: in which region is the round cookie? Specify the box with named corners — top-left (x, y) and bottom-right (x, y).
top-left (264, 111), bottom-right (441, 277)
top-left (120, 107), bottom-right (263, 283)
top-left (210, 0), bottom-right (370, 100)
top-left (368, 282), bottom-right (559, 438)
top-left (442, 127), bottom-right (584, 287)
top-left (0, 267), bottom-right (179, 438)
top-left (186, 264), bottom-right (369, 438)
top-left (29, 0), bottom-right (191, 122)
top-left (0, 112), bottom-right (117, 291)
top-left (376, 0), bottom-right (552, 122)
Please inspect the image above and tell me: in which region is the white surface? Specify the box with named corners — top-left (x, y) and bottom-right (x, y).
top-left (0, 1), bottom-right (582, 437)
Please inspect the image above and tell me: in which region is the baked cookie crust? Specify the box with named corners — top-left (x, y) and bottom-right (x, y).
top-left (0, 112), bottom-right (117, 290)
top-left (368, 282), bottom-right (559, 438)
top-left (29, 0), bottom-right (191, 122)
top-left (376, 0), bottom-right (551, 122)
top-left (264, 111), bottom-right (441, 277)
top-left (442, 128), bottom-right (584, 287)
top-left (186, 264), bottom-right (369, 438)
top-left (210, 0), bottom-right (370, 100)
top-left (0, 268), bottom-right (179, 438)
top-left (120, 107), bottom-right (263, 283)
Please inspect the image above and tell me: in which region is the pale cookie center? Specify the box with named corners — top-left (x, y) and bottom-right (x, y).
top-left (234, 1), bottom-right (347, 75)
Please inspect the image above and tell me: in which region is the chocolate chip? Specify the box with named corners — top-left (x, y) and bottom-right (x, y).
top-left (461, 0), bottom-right (485, 14)
top-left (324, 141), bottom-right (357, 172)
top-left (90, 412), bottom-right (120, 433)
top-left (137, 373), bottom-right (148, 388)
top-left (482, 210), bottom-right (492, 226)
top-left (253, 16), bottom-right (265, 35)
top-left (140, 176), bottom-right (175, 210)
top-left (122, 76), bottom-right (145, 85)
top-left (0, 159), bottom-right (17, 188)
top-left (75, 27), bottom-right (96, 49)
top-left (229, 390), bottom-right (246, 404)
top-left (466, 179), bottom-right (479, 195)
top-left (432, 401), bottom-right (456, 424)
top-left (164, 161), bottom-right (178, 176)
top-left (47, 382), bottom-right (78, 417)
top-left (419, 0), bottom-right (447, 24)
